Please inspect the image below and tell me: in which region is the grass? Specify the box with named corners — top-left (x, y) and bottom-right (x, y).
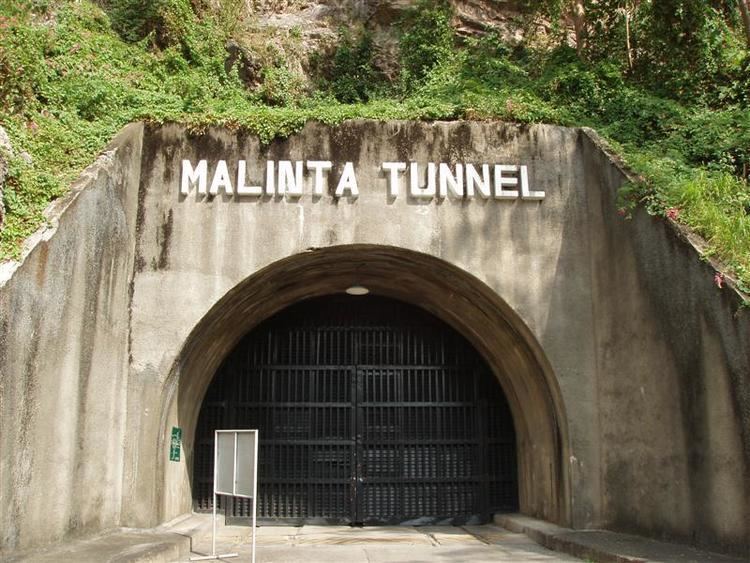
top-left (632, 156), bottom-right (750, 285)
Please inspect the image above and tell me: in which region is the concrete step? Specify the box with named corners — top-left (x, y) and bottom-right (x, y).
top-left (4, 529), bottom-right (190, 563)
top-left (495, 513), bottom-right (747, 563)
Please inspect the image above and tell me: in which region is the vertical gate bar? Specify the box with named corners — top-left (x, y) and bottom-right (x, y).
top-left (351, 365), bottom-right (359, 523)
top-left (307, 364), bottom-right (313, 519)
top-left (224, 358), bottom-right (234, 518)
top-left (286, 359), bottom-right (292, 519)
top-left (440, 365), bottom-right (446, 516)
top-left (354, 326), bottom-right (361, 524)
top-left (476, 368), bottom-right (489, 520)
top-left (270, 342), bottom-right (276, 519)
top-left (398, 366), bottom-right (405, 519)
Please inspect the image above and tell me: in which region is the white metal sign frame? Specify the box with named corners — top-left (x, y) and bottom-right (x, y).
top-left (191, 429), bottom-right (259, 562)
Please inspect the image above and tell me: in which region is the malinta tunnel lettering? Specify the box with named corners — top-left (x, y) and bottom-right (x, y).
top-left (180, 159), bottom-right (545, 201)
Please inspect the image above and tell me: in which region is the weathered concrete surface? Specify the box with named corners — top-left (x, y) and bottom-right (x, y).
top-left (581, 133), bottom-right (750, 553)
top-left (496, 514), bottom-right (748, 563)
top-left (0, 119), bottom-right (748, 558)
top-left (4, 528), bottom-right (190, 563)
top-left (0, 123), bottom-right (144, 552)
top-left (174, 516), bottom-right (581, 562)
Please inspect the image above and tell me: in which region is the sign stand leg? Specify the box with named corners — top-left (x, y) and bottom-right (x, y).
top-left (212, 492), bottom-right (217, 557)
top-left (251, 498), bottom-right (257, 563)
top-left (190, 495), bottom-right (239, 561)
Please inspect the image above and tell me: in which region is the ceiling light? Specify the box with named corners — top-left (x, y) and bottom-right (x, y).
top-left (346, 285), bottom-right (370, 296)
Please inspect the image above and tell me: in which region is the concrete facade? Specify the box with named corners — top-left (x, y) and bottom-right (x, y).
top-left (0, 120), bottom-right (748, 557)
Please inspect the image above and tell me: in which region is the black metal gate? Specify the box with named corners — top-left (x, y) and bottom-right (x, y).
top-left (193, 295), bottom-right (517, 525)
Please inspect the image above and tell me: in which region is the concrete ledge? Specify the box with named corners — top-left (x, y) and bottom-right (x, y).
top-left (495, 514), bottom-right (747, 563)
top-left (4, 528), bottom-right (191, 563)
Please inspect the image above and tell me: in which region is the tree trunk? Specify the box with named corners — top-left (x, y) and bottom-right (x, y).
top-left (571, 0), bottom-right (587, 58)
top-left (739, 0), bottom-right (750, 48)
top-left (624, 10), bottom-right (633, 71)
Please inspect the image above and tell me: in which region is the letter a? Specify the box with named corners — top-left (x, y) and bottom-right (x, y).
top-left (335, 162), bottom-right (359, 199)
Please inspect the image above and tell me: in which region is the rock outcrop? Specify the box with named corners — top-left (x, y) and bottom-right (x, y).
top-left (222, 0), bottom-right (530, 88)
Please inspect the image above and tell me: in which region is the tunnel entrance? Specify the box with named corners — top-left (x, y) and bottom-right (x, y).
top-left (192, 294), bottom-right (518, 525)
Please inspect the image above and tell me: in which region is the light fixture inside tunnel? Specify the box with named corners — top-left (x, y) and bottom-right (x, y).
top-left (345, 285), bottom-right (370, 296)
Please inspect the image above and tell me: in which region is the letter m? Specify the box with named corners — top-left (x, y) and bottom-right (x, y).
top-left (181, 160), bottom-right (208, 195)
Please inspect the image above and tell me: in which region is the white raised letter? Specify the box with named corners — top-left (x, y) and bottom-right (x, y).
top-left (466, 164), bottom-right (491, 198)
top-left (265, 161), bottom-right (275, 196)
top-left (382, 162), bottom-right (406, 198)
top-left (520, 165), bottom-right (544, 200)
top-left (307, 161), bottom-right (332, 196)
top-left (181, 159), bottom-right (207, 195)
top-left (279, 160), bottom-right (304, 198)
top-left (494, 164), bottom-right (519, 199)
top-left (209, 160), bottom-right (233, 195)
top-left (335, 162), bottom-right (359, 198)
top-left (409, 162), bottom-right (436, 199)
top-left (438, 163), bottom-right (464, 199)
top-left (236, 160), bottom-right (262, 196)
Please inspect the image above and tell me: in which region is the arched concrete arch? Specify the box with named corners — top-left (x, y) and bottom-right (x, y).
top-left (157, 244), bottom-right (571, 526)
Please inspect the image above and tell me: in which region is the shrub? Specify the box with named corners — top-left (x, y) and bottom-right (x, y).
top-left (106, 0), bottom-right (200, 58)
top-left (673, 108), bottom-right (750, 178)
top-left (0, 10), bottom-right (48, 113)
top-left (329, 31), bottom-right (376, 104)
top-left (259, 64), bottom-right (306, 107)
top-left (106, 0), bottom-right (155, 42)
top-left (398, 0), bottom-right (454, 88)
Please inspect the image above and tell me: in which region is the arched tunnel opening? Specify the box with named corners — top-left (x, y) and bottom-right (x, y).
top-left (191, 294), bottom-right (519, 525)
top-left (161, 246), bottom-right (569, 528)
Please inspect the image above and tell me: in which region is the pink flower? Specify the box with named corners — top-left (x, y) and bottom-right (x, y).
top-left (714, 273), bottom-right (724, 289)
top-left (666, 207), bottom-right (680, 221)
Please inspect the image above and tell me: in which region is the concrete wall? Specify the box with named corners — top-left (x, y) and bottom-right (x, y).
top-left (0, 120), bottom-right (747, 556)
top-left (582, 134), bottom-right (750, 550)
top-left (0, 123), bottom-right (143, 552)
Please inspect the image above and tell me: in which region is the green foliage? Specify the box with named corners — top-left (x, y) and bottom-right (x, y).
top-left (153, 0), bottom-right (199, 50)
top-left (0, 0), bottom-right (246, 255)
top-left (542, 56), bottom-right (624, 113)
top-left (628, 153), bottom-right (750, 289)
top-left (214, 0), bottom-right (245, 37)
top-left (671, 107), bottom-right (750, 177)
top-left (398, 0), bottom-right (455, 88)
top-left (463, 31), bottom-right (529, 88)
top-left (0, 0), bottom-right (748, 291)
top-left (522, 1), bottom-right (748, 105)
top-left (328, 30), bottom-right (376, 104)
top-left (715, 52), bottom-right (750, 107)
top-left (106, 0), bottom-right (155, 42)
top-left (635, 1), bottom-right (743, 101)
top-left (0, 7), bottom-right (49, 113)
top-left (105, 0), bottom-right (205, 59)
top-left (259, 63), bottom-right (307, 107)
top-left (531, 50), bottom-right (687, 142)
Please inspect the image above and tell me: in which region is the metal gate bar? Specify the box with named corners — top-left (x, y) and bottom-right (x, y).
top-left (193, 295), bottom-right (517, 525)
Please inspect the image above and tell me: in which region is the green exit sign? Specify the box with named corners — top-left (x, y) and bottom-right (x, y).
top-left (169, 427), bottom-right (182, 462)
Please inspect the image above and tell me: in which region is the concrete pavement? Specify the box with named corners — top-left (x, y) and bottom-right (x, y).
top-left (170, 515), bottom-right (581, 562)
top-left (7, 514), bottom-right (748, 562)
